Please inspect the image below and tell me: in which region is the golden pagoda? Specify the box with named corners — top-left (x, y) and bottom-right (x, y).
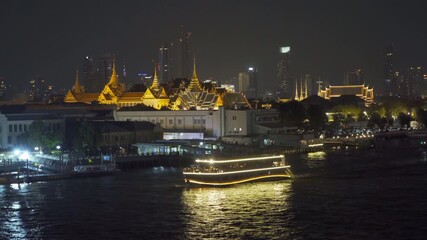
top-left (141, 65), bottom-right (170, 109)
top-left (98, 58), bottom-right (126, 105)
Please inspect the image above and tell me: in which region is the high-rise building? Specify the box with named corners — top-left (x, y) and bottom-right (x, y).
top-left (277, 46), bottom-right (292, 98)
top-left (0, 77), bottom-right (8, 100)
top-left (83, 56), bottom-right (95, 92)
top-left (159, 42), bottom-right (170, 84)
top-left (384, 43), bottom-right (395, 96)
top-left (394, 71), bottom-right (407, 97)
top-left (247, 67), bottom-right (258, 99)
top-left (345, 69), bottom-right (363, 85)
top-left (171, 27), bottom-right (192, 79)
top-left (406, 66), bottom-right (424, 98)
top-left (97, 54), bottom-right (113, 85)
top-left (304, 74), bottom-right (314, 96)
top-left (27, 76), bottom-right (48, 102)
top-left (238, 72), bottom-right (250, 96)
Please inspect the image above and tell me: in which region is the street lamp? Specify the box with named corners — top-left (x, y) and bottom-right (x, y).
top-left (56, 145), bottom-right (63, 174)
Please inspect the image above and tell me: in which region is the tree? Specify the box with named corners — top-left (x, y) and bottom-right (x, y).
top-left (331, 113), bottom-right (345, 130)
top-left (306, 105), bottom-right (327, 131)
top-left (28, 120), bottom-right (62, 150)
top-left (73, 122), bottom-right (99, 153)
top-left (277, 101), bottom-right (306, 127)
top-left (414, 107), bottom-right (427, 128)
top-left (28, 121), bottom-right (46, 148)
top-left (367, 112), bottom-right (383, 128)
top-left (397, 112), bottom-right (412, 128)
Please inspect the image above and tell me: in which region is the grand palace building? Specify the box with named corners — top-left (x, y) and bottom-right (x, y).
top-left (64, 60), bottom-right (250, 111)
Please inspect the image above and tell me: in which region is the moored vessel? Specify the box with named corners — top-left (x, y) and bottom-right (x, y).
top-left (183, 155), bottom-right (292, 186)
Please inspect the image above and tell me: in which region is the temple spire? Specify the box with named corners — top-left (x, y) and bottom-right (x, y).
top-left (108, 55), bottom-right (119, 86)
top-left (305, 77), bottom-right (308, 99)
top-left (192, 54), bottom-right (198, 80)
top-left (300, 77), bottom-right (303, 100)
top-left (187, 53), bottom-right (202, 92)
top-left (295, 80), bottom-right (299, 101)
top-left (151, 63), bottom-right (160, 89)
top-left (73, 67), bottom-right (81, 94)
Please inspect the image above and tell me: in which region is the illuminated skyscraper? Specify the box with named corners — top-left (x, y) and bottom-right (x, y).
top-left (277, 46), bottom-right (292, 98)
top-left (406, 66), bottom-right (424, 98)
top-left (27, 76), bottom-right (48, 102)
top-left (238, 72), bottom-right (250, 96)
top-left (158, 42), bottom-right (170, 84)
top-left (384, 43), bottom-right (394, 96)
top-left (247, 67), bottom-right (258, 99)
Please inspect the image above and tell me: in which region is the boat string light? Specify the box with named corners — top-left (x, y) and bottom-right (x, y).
top-left (195, 155), bottom-right (285, 164)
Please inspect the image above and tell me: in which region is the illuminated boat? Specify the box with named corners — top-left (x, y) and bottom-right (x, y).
top-left (183, 155), bottom-right (292, 186)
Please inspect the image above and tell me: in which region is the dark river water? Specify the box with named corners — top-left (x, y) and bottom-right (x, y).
top-left (1, 139), bottom-right (427, 239)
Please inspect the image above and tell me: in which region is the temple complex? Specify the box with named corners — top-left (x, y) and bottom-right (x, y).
top-left (318, 84), bottom-right (374, 106)
top-left (64, 58), bottom-right (250, 110)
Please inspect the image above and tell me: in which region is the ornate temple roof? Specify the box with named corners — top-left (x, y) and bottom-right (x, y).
top-left (64, 55), bottom-right (250, 110)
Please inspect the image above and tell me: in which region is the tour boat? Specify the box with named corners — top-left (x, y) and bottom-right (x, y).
top-left (73, 164), bottom-right (118, 176)
top-left (183, 155), bottom-right (292, 186)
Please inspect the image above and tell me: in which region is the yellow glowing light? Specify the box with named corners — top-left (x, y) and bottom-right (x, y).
top-left (308, 143), bottom-right (323, 147)
top-left (183, 166), bottom-right (290, 175)
top-left (195, 155), bottom-right (284, 164)
top-left (186, 174), bottom-right (292, 186)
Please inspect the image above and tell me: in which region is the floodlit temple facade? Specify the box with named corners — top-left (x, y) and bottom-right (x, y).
top-left (318, 84), bottom-right (374, 106)
top-left (65, 59), bottom-right (250, 110)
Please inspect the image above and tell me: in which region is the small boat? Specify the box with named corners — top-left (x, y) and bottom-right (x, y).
top-left (183, 155), bottom-right (292, 186)
top-left (73, 164), bottom-right (118, 177)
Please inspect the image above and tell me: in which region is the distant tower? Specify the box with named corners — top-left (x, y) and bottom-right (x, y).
top-left (405, 66), bottom-right (424, 98)
top-left (346, 69), bottom-right (363, 85)
top-left (88, 53), bottom-right (114, 92)
top-left (83, 56), bottom-right (95, 92)
top-left (277, 46), bottom-right (292, 98)
top-left (305, 74), bottom-right (313, 96)
top-left (238, 72), bottom-right (250, 96)
top-left (0, 77), bottom-right (7, 99)
top-left (247, 67), bottom-right (258, 99)
top-left (172, 26), bottom-right (192, 79)
top-left (27, 76), bottom-right (47, 102)
top-left (159, 42), bottom-right (170, 84)
top-left (384, 43), bottom-right (394, 96)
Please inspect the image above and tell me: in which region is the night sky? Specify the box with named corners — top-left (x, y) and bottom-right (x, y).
top-left (0, 0), bottom-right (426, 93)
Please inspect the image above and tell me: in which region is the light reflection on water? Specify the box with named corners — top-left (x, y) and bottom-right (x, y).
top-left (181, 181), bottom-right (293, 239)
top-left (303, 151), bottom-right (327, 169)
top-left (1, 201), bottom-right (28, 240)
top-left (306, 151), bottom-right (327, 161)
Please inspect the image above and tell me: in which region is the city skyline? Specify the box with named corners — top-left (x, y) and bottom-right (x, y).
top-left (0, 0), bottom-right (426, 94)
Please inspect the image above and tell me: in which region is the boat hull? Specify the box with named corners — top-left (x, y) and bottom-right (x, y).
top-left (183, 166), bottom-right (292, 186)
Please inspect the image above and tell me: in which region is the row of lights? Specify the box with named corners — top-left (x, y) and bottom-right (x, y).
top-left (332, 134), bottom-right (373, 139)
top-left (12, 145), bottom-right (61, 160)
